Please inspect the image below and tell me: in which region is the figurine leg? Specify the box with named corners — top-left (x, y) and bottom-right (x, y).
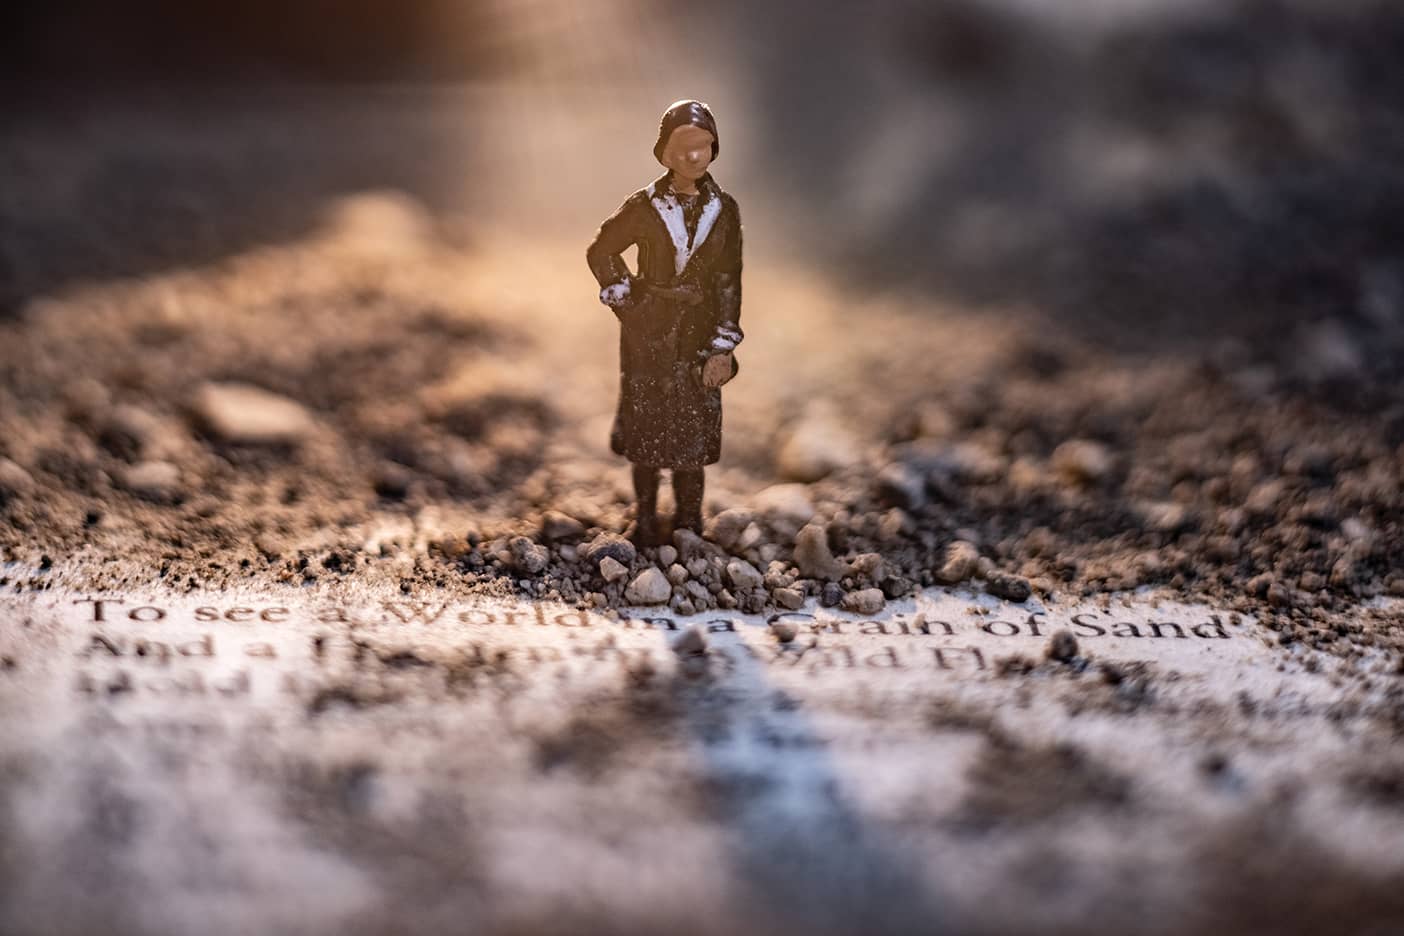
top-left (629, 464), bottom-right (662, 547)
top-left (672, 467), bottom-right (704, 534)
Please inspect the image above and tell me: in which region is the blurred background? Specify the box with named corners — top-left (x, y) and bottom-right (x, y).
top-left (6, 0), bottom-right (1404, 360)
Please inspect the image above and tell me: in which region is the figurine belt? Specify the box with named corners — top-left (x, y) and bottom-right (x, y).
top-left (641, 282), bottom-right (703, 306)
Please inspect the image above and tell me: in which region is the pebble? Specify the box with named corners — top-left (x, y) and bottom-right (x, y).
top-left (1046, 629), bottom-right (1079, 662)
top-left (0, 458), bottom-right (35, 499)
top-left (776, 402), bottom-right (859, 482)
top-left (842, 588), bottom-right (886, 615)
top-left (686, 557), bottom-right (710, 579)
top-left (508, 536), bottom-right (549, 575)
top-left (658, 545), bottom-right (679, 567)
top-left (737, 522), bottom-right (765, 551)
top-left (99, 403), bottom-right (163, 458)
top-left (752, 484), bottom-right (817, 536)
top-left (876, 462), bottom-right (927, 511)
top-left (1052, 439), bottom-right (1113, 485)
top-left (793, 523), bottom-right (850, 581)
top-left (770, 619), bottom-right (799, 643)
top-left (625, 567), bottom-right (672, 605)
top-left (598, 556), bottom-right (629, 583)
top-left (986, 571), bottom-right (1032, 602)
top-left (877, 508), bottom-right (911, 541)
top-left (672, 625), bottom-right (708, 656)
top-left (726, 558), bottom-right (764, 591)
top-left (820, 582), bottom-right (844, 608)
top-left (672, 528), bottom-right (709, 562)
top-left (191, 382), bottom-right (315, 445)
top-left (539, 510), bottom-right (586, 543)
top-left (583, 532), bottom-right (636, 567)
top-left (373, 463), bottom-right (413, 500)
top-left (703, 508), bottom-right (753, 550)
top-left (1137, 501), bottom-right (1191, 533)
top-left (121, 460), bottom-right (182, 503)
top-left (852, 553), bottom-right (885, 581)
top-left (667, 563), bottom-right (689, 585)
top-left (936, 540), bottom-right (980, 584)
top-left (772, 587), bottom-right (805, 610)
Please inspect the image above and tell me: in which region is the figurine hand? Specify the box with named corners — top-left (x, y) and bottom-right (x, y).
top-left (599, 278), bottom-right (636, 310)
top-left (707, 323), bottom-right (743, 354)
top-left (701, 352), bottom-right (734, 388)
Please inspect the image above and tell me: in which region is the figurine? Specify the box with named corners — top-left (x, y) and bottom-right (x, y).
top-left (587, 100), bottom-right (744, 547)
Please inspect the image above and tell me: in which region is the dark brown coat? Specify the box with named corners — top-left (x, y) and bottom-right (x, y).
top-left (586, 170), bottom-right (743, 467)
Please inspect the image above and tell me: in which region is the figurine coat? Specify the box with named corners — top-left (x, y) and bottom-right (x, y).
top-left (587, 169), bottom-right (743, 468)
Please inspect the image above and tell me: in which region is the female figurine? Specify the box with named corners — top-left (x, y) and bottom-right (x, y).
top-left (587, 100), bottom-right (744, 547)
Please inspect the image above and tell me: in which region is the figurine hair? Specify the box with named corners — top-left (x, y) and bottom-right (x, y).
top-left (653, 100), bottom-right (720, 164)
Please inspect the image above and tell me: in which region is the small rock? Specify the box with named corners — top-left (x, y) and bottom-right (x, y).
top-left (936, 540), bottom-right (980, 584)
top-left (1245, 480), bottom-right (1285, 515)
top-left (686, 557), bottom-right (710, 579)
top-left (726, 558), bottom-right (764, 591)
top-left (793, 523), bottom-right (851, 582)
top-left (373, 463), bottom-right (413, 500)
top-left (539, 510), bottom-right (586, 543)
top-left (121, 461), bottom-right (182, 503)
top-left (658, 545), bottom-right (679, 567)
top-left (672, 625), bottom-right (708, 656)
top-left (672, 528), bottom-right (709, 562)
top-left (776, 403), bottom-right (859, 482)
top-left (1046, 629), bottom-right (1079, 662)
top-left (599, 556), bottom-right (629, 584)
top-left (584, 532), bottom-right (636, 567)
top-left (191, 382), bottom-right (314, 445)
top-left (852, 553), bottom-right (885, 580)
top-left (986, 572), bottom-right (1032, 602)
top-left (772, 587), bottom-right (805, 610)
top-left (0, 458), bottom-right (35, 500)
top-left (752, 484), bottom-right (816, 536)
top-left (509, 536), bottom-right (549, 575)
top-left (820, 582), bottom-right (844, 608)
top-left (703, 508), bottom-right (754, 550)
top-left (98, 404), bottom-right (162, 458)
top-left (770, 619), bottom-right (799, 642)
top-left (1137, 501), bottom-right (1191, 533)
top-left (841, 588), bottom-right (886, 615)
top-left (876, 462), bottom-right (927, 511)
top-left (737, 523), bottom-right (764, 551)
top-left (1052, 439), bottom-right (1113, 485)
top-left (667, 563), bottom-right (689, 585)
top-left (625, 567), bottom-right (672, 605)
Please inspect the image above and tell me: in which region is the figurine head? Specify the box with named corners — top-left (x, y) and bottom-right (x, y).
top-left (653, 99), bottom-right (719, 182)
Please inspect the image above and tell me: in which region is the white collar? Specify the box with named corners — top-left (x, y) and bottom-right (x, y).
top-left (645, 175), bottom-right (723, 277)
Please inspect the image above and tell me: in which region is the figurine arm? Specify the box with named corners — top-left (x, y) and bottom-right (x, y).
top-left (587, 194), bottom-right (644, 313)
top-left (703, 198), bottom-right (744, 377)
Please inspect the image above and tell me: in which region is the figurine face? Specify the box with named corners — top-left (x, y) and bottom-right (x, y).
top-left (660, 125), bottom-right (715, 183)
